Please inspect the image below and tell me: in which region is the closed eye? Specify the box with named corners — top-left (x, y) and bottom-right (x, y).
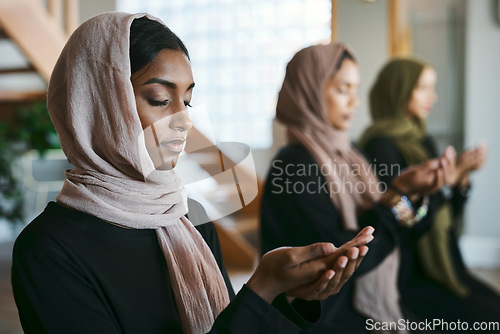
top-left (148, 99), bottom-right (169, 107)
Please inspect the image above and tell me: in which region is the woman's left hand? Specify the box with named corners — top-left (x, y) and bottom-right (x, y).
top-left (246, 227), bottom-right (373, 303)
top-left (443, 143), bottom-right (487, 186)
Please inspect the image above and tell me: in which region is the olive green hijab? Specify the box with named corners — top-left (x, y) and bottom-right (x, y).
top-left (359, 58), bottom-right (429, 165)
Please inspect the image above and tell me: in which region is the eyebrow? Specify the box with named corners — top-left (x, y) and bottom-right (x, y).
top-left (335, 80), bottom-right (359, 86)
top-left (143, 78), bottom-right (195, 90)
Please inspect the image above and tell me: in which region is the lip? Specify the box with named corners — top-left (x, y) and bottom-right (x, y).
top-left (343, 113), bottom-right (355, 120)
top-left (160, 138), bottom-right (186, 153)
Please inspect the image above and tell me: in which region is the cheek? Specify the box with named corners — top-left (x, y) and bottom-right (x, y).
top-left (327, 95), bottom-right (347, 119)
top-left (408, 93), bottom-right (420, 110)
top-left (326, 91), bottom-right (338, 111)
top-left (136, 103), bottom-right (149, 129)
top-left (143, 125), bottom-right (158, 151)
top-left (135, 97), bottom-right (161, 130)
top-left (413, 94), bottom-right (426, 109)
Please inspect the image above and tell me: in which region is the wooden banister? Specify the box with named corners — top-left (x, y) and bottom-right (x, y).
top-left (47, 0), bottom-right (63, 26)
top-left (0, 89), bottom-right (46, 102)
top-left (65, 0), bottom-right (79, 35)
top-left (0, 0), bottom-right (67, 83)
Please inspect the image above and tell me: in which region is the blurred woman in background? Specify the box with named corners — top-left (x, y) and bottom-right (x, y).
top-left (360, 57), bottom-right (500, 324)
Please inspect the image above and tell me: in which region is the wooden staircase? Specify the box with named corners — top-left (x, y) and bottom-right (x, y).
top-left (0, 0), bottom-right (73, 111)
top-left (183, 126), bottom-right (262, 272)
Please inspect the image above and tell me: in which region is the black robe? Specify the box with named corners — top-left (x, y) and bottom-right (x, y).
top-left (12, 199), bottom-right (319, 333)
top-left (260, 144), bottom-right (411, 333)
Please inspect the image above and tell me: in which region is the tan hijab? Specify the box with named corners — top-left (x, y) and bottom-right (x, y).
top-left (277, 43), bottom-right (405, 328)
top-left (48, 12), bottom-right (229, 334)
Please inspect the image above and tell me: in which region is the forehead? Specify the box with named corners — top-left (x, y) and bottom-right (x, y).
top-left (419, 66), bottom-right (436, 82)
top-left (133, 49), bottom-right (193, 84)
top-left (331, 59), bottom-right (360, 83)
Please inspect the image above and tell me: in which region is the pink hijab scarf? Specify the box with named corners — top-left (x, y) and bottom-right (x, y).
top-left (277, 43), bottom-right (404, 328)
top-left (47, 12), bottom-right (229, 333)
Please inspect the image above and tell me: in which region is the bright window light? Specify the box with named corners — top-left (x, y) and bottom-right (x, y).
top-left (118, 0), bottom-right (331, 148)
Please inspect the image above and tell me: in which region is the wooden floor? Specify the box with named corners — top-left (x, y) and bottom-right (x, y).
top-left (0, 239), bottom-right (499, 334)
top-left (0, 241), bottom-right (22, 334)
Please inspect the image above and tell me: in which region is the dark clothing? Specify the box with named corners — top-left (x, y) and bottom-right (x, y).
top-left (12, 200), bottom-right (319, 334)
top-left (261, 144), bottom-right (406, 333)
top-left (363, 135), bottom-right (500, 326)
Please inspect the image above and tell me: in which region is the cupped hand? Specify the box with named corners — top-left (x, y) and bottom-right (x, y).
top-left (247, 227), bottom-right (374, 303)
top-left (457, 142), bottom-right (488, 175)
top-left (287, 245), bottom-right (369, 300)
top-left (391, 158), bottom-right (445, 196)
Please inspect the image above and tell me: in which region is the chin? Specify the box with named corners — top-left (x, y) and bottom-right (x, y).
top-left (156, 162), bottom-right (176, 170)
top-left (332, 125), bottom-right (350, 132)
top-left (339, 122), bottom-right (352, 131)
top-left (418, 112), bottom-right (430, 120)
top-left (153, 156), bottom-right (179, 171)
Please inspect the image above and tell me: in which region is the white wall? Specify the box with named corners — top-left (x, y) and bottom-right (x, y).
top-left (79, 0), bottom-right (116, 23)
top-left (460, 0), bottom-right (500, 268)
top-left (262, 0), bottom-right (389, 180)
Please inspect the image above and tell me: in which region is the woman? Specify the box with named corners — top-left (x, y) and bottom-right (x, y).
top-left (11, 13), bottom-right (373, 334)
top-left (260, 44), bottom-right (448, 333)
top-left (359, 58), bottom-right (499, 323)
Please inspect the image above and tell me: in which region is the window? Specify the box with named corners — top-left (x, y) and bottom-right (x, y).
top-left (119, 0), bottom-right (331, 147)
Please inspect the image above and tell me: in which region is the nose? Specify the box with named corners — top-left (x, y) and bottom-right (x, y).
top-left (350, 93), bottom-right (360, 108)
top-left (169, 109), bottom-right (193, 132)
top-left (431, 90), bottom-right (438, 104)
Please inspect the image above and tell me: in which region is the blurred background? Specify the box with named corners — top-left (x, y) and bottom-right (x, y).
top-left (0, 0), bottom-right (499, 332)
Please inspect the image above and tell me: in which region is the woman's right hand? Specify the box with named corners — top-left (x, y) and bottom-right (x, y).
top-left (246, 227), bottom-right (374, 303)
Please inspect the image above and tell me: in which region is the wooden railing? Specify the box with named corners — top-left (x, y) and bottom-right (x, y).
top-left (46, 0), bottom-right (79, 35)
top-left (0, 0), bottom-right (75, 103)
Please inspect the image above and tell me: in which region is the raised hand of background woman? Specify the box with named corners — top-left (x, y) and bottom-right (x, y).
top-left (456, 142), bottom-right (488, 180)
top-left (438, 143), bottom-right (487, 187)
top-left (391, 157), bottom-right (446, 196)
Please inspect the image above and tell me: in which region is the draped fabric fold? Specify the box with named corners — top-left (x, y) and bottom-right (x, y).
top-left (47, 12), bottom-right (229, 333)
top-left (276, 43), bottom-right (404, 328)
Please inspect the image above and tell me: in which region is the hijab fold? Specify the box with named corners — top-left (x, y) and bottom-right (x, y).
top-left (277, 43), bottom-right (404, 328)
top-left (48, 12), bottom-right (229, 334)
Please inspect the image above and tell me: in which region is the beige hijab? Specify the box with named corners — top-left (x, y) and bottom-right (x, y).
top-left (277, 43), bottom-right (404, 329)
top-left (47, 12), bottom-right (229, 334)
